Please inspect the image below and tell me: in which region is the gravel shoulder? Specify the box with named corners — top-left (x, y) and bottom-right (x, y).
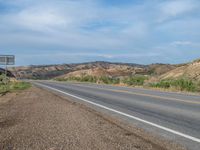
top-left (0, 86), bottom-right (186, 150)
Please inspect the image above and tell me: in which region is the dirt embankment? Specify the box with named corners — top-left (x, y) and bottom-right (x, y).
top-left (0, 87), bottom-right (185, 150)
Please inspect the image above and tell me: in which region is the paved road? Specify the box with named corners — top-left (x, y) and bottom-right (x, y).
top-left (33, 81), bottom-right (200, 150)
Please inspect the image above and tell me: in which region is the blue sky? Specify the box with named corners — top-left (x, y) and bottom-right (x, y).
top-left (0, 0), bottom-right (200, 66)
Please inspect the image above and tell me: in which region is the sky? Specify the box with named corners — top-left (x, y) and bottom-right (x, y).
top-left (0, 0), bottom-right (200, 66)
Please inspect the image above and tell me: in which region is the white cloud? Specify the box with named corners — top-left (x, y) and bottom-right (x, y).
top-left (16, 7), bottom-right (68, 32)
top-left (0, 0), bottom-right (150, 51)
top-left (0, 0), bottom-right (200, 65)
top-left (158, 0), bottom-right (197, 22)
top-left (170, 41), bottom-right (200, 48)
top-left (171, 41), bottom-right (192, 46)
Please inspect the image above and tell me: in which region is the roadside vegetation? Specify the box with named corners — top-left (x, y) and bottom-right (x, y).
top-left (0, 74), bottom-right (31, 94)
top-left (55, 75), bottom-right (148, 86)
top-left (149, 79), bottom-right (200, 92)
top-left (122, 75), bottom-right (148, 86)
top-left (55, 75), bottom-right (200, 93)
top-left (56, 75), bottom-right (120, 84)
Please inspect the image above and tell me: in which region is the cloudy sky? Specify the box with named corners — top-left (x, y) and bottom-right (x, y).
top-left (0, 0), bottom-right (200, 66)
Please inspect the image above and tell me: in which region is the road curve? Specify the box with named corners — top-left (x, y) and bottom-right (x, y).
top-left (33, 81), bottom-right (200, 150)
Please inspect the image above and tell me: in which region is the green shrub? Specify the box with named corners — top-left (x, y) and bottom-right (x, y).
top-left (11, 82), bottom-right (31, 91)
top-left (55, 78), bottom-right (67, 81)
top-left (80, 75), bottom-right (97, 83)
top-left (149, 79), bottom-right (199, 92)
top-left (122, 75), bottom-right (148, 86)
top-left (0, 74), bottom-right (9, 85)
top-left (0, 81), bottom-right (31, 94)
top-left (56, 75), bottom-right (120, 84)
top-left (56, 76), bottom-right (82, 82)
top-left (149, 80), bottom-right (171, 88)
top-left (99, 76), bottom-right (120, 84)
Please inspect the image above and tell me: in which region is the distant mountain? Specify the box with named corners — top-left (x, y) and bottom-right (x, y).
top-left (8, 61), bottom-right (178, 79)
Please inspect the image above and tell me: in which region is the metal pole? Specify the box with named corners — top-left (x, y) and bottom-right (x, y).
top-left (5, 57), bottom-right (7, 78)
top-left (5, 57), bottom-right (8, 91)
top-left (3, 56), bottom-right (6, 92)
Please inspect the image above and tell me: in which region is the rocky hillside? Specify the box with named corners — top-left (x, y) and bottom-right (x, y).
top-left (0, 68), bottom-right (15, 77)
top-left (8, 61), bottom-right (178, 79)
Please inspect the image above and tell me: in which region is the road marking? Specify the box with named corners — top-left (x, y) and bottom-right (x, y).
top-left (35, 82), bottom-right (200, 143)
top-left (71, 83), bottom-right (200, 105)
top-left (110, 89), bottom-right (200, 105)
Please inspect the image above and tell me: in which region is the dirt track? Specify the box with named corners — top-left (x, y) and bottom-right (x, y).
top-left (0, 87), bottom-right (185, 150)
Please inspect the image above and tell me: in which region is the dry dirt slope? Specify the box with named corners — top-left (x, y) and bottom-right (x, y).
top-left (57, 65), bottom-right (146, 78)
top-left (55, 63), bottom-right (179, 79)
top-left (160, 59), bottom-right (200, 81)
top-left (0, 87), bottom-right (185, 150)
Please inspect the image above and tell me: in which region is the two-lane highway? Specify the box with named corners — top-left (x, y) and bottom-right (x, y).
top-left (33, 81), bottom-right (200, 150)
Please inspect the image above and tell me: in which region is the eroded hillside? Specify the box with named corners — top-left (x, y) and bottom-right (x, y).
top-left (8, 61), bottom-right (178, 79)
top-left (160, 59), bottom-right (200, 81)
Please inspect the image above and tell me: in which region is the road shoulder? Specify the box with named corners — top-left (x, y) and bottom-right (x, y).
top-left (0, 86), bottom-right (185, 150)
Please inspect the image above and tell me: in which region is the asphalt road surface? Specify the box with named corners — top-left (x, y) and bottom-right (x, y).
top-left (33, 81), bottom-right (200, 150)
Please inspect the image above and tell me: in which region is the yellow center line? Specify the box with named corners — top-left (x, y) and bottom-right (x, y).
top-left (108, 89), bottom-right (200, 105)
top-left (71, 83), bottom-right (200, 105)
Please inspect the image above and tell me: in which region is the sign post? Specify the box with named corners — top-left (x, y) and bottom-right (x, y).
top-left (0, 55), bottom-right (15, 86)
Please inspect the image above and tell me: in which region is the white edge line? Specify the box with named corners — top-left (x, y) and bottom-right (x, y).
top-left (35, 82), bottom-right (200, 143)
